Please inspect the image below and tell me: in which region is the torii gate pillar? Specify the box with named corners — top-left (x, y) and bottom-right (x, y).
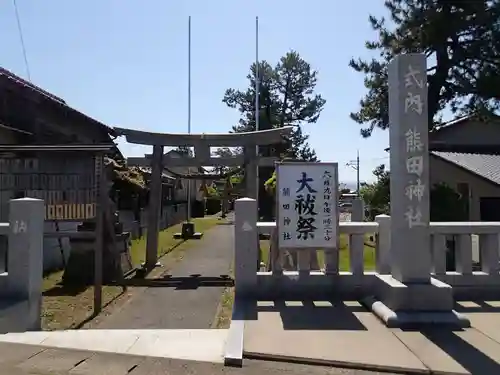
top-left (244, 146), bottom-right (258, 200)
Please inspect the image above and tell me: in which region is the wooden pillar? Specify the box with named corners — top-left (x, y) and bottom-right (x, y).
top-left (244, 146), bottom-right (258, 200)
top-left (145, 144), bottom-right (164, 270)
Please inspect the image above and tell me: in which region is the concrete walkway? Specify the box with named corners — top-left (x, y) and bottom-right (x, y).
top-left (96, 223), bottom-right (234, 329)
top-left (243, 299), bottom-right (500, 374)
top-left (0, 329), bottom-right (228, 363)
top-left (0, 342), bottom-right (398, 375)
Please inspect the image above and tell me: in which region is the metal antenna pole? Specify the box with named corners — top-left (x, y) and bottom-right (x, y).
top-left (255, 17), bottom-right (260, 133)
top-left (255, 16), bottom-right (260, 203)
top-left (187, 15), bottom-right (192, 222)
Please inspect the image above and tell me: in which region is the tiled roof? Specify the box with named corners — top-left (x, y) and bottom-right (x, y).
top-left (0, 66), bottom-right (115, 136)
top-left (0, 67), bottom-right (65, 104)
top-left (432, 151), bottom-right (500, 186)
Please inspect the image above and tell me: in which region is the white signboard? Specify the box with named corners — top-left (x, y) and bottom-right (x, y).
top-left (276, 162), bottom-right (339, 249)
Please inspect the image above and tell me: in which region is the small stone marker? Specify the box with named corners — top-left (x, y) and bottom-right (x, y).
top-left (388, 53), bottom-right (431, 284)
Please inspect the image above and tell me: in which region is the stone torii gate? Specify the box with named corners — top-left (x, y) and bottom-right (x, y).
top-left (115, 126), bottom-right (293, 271)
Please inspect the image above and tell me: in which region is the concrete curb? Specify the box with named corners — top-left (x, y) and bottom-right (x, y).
top-left (243, 351), bottom-right (431, 375)
top-left (223, 298), bottom-right (246, 367)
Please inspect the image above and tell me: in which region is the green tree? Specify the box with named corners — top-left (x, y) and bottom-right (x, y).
top-left (360, 164), bottom-right (391, 220)
top-left (430, 183), bottom-right (468, 221)
top-left (350, 0), bottom-right (500, 137)
top-left (211, 147), bottom-right (237, 175)
top-left (361, 165), bottom-right (469, 222)
top-left (223, 50), bottom-right (325, 160)
top-left (174, 146), bottom-right (193, 157)
top-left (223, 51), bottom-right (325, 219)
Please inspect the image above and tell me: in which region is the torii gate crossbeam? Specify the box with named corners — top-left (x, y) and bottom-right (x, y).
top-left (115, 126), bottom-right (293, 271)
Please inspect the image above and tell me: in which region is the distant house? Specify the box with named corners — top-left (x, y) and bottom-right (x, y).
top-left (161, 149), bottom-right (204, 203)
top-left (429, 114), bottom-right (500, 221)
top-left (384, 114), bottom-right (500, 221)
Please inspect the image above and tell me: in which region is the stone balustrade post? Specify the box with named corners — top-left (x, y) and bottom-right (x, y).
top-left (480, 234), bottom-right (500, 274)
top-left (7, 198), bottom-right (45, 330)
top-left (350, 198), bottom-right (365, 275)
top-left (375, 214), bottom-right (391, 274)
top-left (351, 198), bottom-right (364, 221)
top-left (234, 198), bottom-right (258, 297)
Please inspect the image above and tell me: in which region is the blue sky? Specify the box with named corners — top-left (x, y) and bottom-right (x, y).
top-left (0, 0), bottom-right (392, 183)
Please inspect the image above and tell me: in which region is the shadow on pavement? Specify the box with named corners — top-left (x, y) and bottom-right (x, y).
top-left (119, 274), bottom-right (234, 290)
top-left (246, 300), bottom-right (368, 331)
top-left (454, 300), bottom-right (500, 313)
top-left (394, 301), bottom-right (500, 375)
top-left (416, 327), bottom-right (500, 375)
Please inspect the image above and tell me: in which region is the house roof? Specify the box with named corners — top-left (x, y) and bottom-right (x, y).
top-left (432, 151), bottom-right (500, 186)
top-left (0, 67), bottom-right (116, 138)
top-left (432, 113), bottom-right (500, 133)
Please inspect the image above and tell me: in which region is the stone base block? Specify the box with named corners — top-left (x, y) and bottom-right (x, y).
top-left (364, 297), bottom-right (470, 329)
top-left (173, 232), bottom-right (203, 240)
top-left (375, 274), bottom-right (454, 311)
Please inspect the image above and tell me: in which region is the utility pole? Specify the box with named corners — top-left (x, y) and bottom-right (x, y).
top-left (346, 150), bottom-right (360, 196)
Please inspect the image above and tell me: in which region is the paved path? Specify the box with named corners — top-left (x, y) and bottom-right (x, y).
top-left (0, 342), bottom-right (397, 375)
top-left (244, 299), bottom-right (500, 374)
top-left (96, 224), bottom-right (234, 329)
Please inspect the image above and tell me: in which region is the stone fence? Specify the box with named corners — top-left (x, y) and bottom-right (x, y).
top-left (0, 198), bottom-right (44, 333)
top-left (234, 198), bottom-right (500, 301)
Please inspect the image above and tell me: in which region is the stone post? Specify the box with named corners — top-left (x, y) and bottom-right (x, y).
top-left (388, 53), bottom-right (431, 283)
top-left (234, 198), bottom-right (258, 297)
top-left (7, 198), bottom-right (44, 330)
top-left (145, 144), bottom-right (164, 269)
top-left (351, 198), bottom-right (364, 221)
top-left (350, 198), bottom-right (365, 275)
top-left (375, 214), bottom-right (391, 274)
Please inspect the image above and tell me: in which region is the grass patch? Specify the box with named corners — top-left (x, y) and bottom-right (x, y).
top-left (129, 216), bottom-right (221, 267)
top-left (213, 233), bottom-right (377, 329)
top-left (214, 280), bottom-right (234, 329)
top-left (259, 233), bottom-right (376, 271)
top-left (42, 216), bottom-right (221, 331)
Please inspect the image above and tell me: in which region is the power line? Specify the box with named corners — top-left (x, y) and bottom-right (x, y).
top-left (340, 156), bottom-right (389, 164)
top-left (12, 0), bottom-right (31, 81)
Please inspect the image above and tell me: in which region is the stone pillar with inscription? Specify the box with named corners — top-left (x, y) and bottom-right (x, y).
top-left (389, 53), bottom-right (432, 283)
top-left (367, 53), bottom-right (469, 328)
